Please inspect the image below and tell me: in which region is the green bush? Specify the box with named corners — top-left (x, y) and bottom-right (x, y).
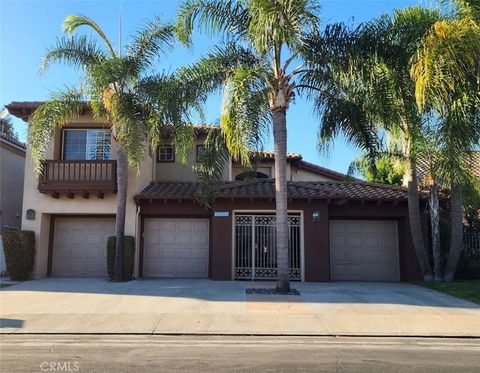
top-left (456, 246), bottom-right (480, 280)
top-left (107, 236), bottom-right (135, 281)
top-left (2, 230), bottom-right (35, 281)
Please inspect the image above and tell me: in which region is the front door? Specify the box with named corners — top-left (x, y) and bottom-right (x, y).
top-left (234, 214), bottom-right (301, 280)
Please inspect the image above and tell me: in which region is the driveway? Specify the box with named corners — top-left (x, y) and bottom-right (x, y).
top-left (1, 278), bottom-right (479, 336)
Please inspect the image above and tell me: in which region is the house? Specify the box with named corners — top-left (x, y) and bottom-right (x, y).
top-left (6, 101), bottom-right (425, 282)
top-left (0, 132), bottom-right (26, 230)
top-left (416, 152), bottom-right (480, 187)
top-left (0, 132), bottom-right (26, 274)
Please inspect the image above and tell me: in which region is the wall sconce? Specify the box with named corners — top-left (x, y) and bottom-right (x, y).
top-left (26, 209), bottom-right (35, 220)
top-left (312, 210), bottom-right (320, 222)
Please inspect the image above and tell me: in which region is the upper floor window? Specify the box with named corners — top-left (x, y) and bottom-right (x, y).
top-left (157, 146), bottom-right (175, 162)
top-left (196, 145), bottom-right (206, 162)
top-left (62, 129), bottom-right (111, 160)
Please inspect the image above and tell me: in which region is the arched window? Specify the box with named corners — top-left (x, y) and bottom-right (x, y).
top-left (235, 171), bottom-right (269, 181)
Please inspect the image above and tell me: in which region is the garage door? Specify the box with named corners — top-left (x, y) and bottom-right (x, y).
top-left (330, 220), bottom-right (399, 281)
top-left (52, 217), bottom-right (115, 277)
top-left (143, 218), bottom-right (209, 277)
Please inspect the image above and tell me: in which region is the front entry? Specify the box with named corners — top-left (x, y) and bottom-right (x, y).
top-left (234, 214), bottom-right (302, 280)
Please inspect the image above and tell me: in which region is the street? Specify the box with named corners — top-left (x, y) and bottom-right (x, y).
top-left (1, 335), bottom-right (479, 372)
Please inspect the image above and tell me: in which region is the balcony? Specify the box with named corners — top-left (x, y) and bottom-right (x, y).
top-left (38, 160), bottom-right (117, 199)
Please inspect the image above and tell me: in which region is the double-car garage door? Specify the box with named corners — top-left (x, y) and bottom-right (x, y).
top-left (329, 220), bottom-right (400, 281)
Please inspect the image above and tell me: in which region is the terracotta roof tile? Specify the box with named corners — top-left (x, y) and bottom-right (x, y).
top-left (0, 132), bottom-right (26, 150)
top-left (135, 179), bottom-right (414, 202)
top-left (417, 152), bottom-right (480, 186)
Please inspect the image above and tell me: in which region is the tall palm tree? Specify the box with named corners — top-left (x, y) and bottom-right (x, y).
top-left (30, 15), bottom-right (197, 281)
top-left (302, 8), bottom-right (443, 281)
top-left (412, 0), bottom-right (480, 281)
top-left (176, 0), bottom-right (325, 292)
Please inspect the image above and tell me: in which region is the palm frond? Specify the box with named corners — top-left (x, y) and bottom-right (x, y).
top-left (176, 0), bottom-right (250, 45)
top-left (40, 35), bottom-right (107, 74)
top-left (194, 127), bottom-right (230, 207)
top-left (220, 65), bottom-right (271, 166)
top-left (128, 17), bottom-right (176, 72)
top-left (63, 14), bottom-right (117, 57)
top-left (29, 89), bottom-right (84, 176)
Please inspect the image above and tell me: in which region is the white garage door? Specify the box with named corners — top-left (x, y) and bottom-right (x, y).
top-left (143, 218), bottom-right (209, 278)
top-left (330, 220), bottom-right (400, 281)
top-left (52, 217), bottom-right (115, 277)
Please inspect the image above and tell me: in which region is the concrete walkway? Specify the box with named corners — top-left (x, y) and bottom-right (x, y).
top-left (1, 278), bottom-right (479, 336)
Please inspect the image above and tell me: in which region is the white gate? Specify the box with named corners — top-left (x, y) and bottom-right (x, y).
top-left (234, 214), bottom-right (301, 280)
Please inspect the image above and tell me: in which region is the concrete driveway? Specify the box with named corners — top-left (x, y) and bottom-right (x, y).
top-left (1, 278), bottom-right (479, 336)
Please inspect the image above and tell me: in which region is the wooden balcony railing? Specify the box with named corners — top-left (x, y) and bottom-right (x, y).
top-left (38, 160), bottom-right (117, 198)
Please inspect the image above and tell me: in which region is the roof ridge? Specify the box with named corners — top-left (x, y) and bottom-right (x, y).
top-left (0, 132), bottom-right (26, 149)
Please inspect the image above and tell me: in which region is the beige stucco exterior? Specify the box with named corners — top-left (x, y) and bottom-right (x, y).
top-left (21, 115), bottom-right (152, 278)
top-left (155, 139), bottom-right (230, 181)
top-left (0, 137), bottom-right (25, 229)
top-left (20, 112), bottom-right (344, 279)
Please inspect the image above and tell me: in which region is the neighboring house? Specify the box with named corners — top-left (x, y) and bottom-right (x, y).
top-left (0, 132), bottom-right (26, 273)
top-left (7, 101), bottom-right (425, 282)
top-left (416, 152), bottom-right (480, 188)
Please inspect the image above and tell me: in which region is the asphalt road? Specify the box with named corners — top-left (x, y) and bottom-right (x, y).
top-left (1, 335), bottom-right (479, 373)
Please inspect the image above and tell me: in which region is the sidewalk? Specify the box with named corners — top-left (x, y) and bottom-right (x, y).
top-left (1, 278), bottom-right (479, 336)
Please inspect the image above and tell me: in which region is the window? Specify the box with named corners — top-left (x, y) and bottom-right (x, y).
top-left (157, 146), bottom-right (175, 162)
top-left (235, 171), bottom-right (270, 181)
top-left (196, 145), bottom-right (206, 162)
top-left (62, 129), bottom-right (111, 160)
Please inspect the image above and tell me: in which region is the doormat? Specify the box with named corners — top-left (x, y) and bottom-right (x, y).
top-left (246, 288), bottom-right (301, 296)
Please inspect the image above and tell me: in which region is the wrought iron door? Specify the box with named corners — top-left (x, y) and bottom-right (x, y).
top-left (234, 214), bottom-right (301, 280)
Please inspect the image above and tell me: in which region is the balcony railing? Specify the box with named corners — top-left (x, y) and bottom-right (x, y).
top-left (38, 160), bottom-right (117, 198)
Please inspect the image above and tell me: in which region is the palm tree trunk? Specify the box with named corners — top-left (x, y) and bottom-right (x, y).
top-left (113, 144), bottom-right (128, 282)
top-left (429, 183), bottom-right (442, 281)
top-left (272, 108), bottom-right (290, 293)
top-left (406, 157), bottom-right (433, 281)
top-left (444, 183), bottom-right (463, 282)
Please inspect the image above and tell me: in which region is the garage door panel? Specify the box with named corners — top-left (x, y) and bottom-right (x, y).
top-left (144, 218), bottom-right (209, 278)
top-left (53, 217), bottom-right (114, 277)
top-left (177, 234), bottom-right (193, 246)
top-left (330, 220), bottom-right (399, 281)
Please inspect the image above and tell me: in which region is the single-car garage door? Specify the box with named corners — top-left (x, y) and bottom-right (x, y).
top-left (330, 220), bottom-right (400, 281)
top-left (52, 217), bottom-right (115, 277)
top-left (143, 218), bottom-right (209, 277)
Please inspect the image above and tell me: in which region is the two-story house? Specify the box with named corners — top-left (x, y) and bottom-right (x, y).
top-left (7, 101), bottom-right (424, 282)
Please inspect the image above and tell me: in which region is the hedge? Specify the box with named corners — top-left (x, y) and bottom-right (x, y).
top-left (107, 236), bottom-right (135, 281)
top-left (2, 230), bottom-right (35, 281)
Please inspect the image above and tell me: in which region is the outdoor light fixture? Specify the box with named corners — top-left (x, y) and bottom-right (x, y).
top-left (312, 210), bottom-right (320, 222)
top-left (26, 209), bottom-right (35, 220)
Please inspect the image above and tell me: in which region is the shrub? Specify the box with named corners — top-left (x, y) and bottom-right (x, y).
top-left (456, 243), bottom-right (480, 280)
top-left (107, 236), bottom-right (135, 281)
top-left (2, 230), bottom-right (35, 281)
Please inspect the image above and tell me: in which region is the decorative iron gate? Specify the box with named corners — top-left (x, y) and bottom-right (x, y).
top-left (234, 214), bottom-right (302, 280)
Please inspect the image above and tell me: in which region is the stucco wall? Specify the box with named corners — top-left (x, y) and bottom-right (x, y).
top-left (155, 139), bottom-right (230, 182)
top-left (21, 115), bottom-right (153, 278)
top-left (0, 141), bottom-right (25, 229)
top-left (290, 168), bottom-right (338, 182)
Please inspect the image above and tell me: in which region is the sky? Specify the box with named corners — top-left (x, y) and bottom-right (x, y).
top-left (0, 0), bottom-right (424, 174)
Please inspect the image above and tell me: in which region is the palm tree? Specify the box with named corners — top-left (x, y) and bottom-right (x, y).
top-left (30, 15), bottom-right (197, 281)
top-left (176, 0), bottom-right (325, 292)
top-left (302, 8), bottom-right (444, 281)
top-left (412, 0), bottom-right (480, 281)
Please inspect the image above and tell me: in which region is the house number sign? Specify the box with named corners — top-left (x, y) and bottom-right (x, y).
top-left (214, 211), bottom-right (230, 217)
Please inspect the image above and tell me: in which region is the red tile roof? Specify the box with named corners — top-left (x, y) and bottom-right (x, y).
top-left (135, 179), bottom-right (416, 203)
top-left (252, 150), bottom-right (303, 161)
top-left (0, 132), bottom-right (26, 150)
top-left (416, 152), bottom-right (480, 186)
